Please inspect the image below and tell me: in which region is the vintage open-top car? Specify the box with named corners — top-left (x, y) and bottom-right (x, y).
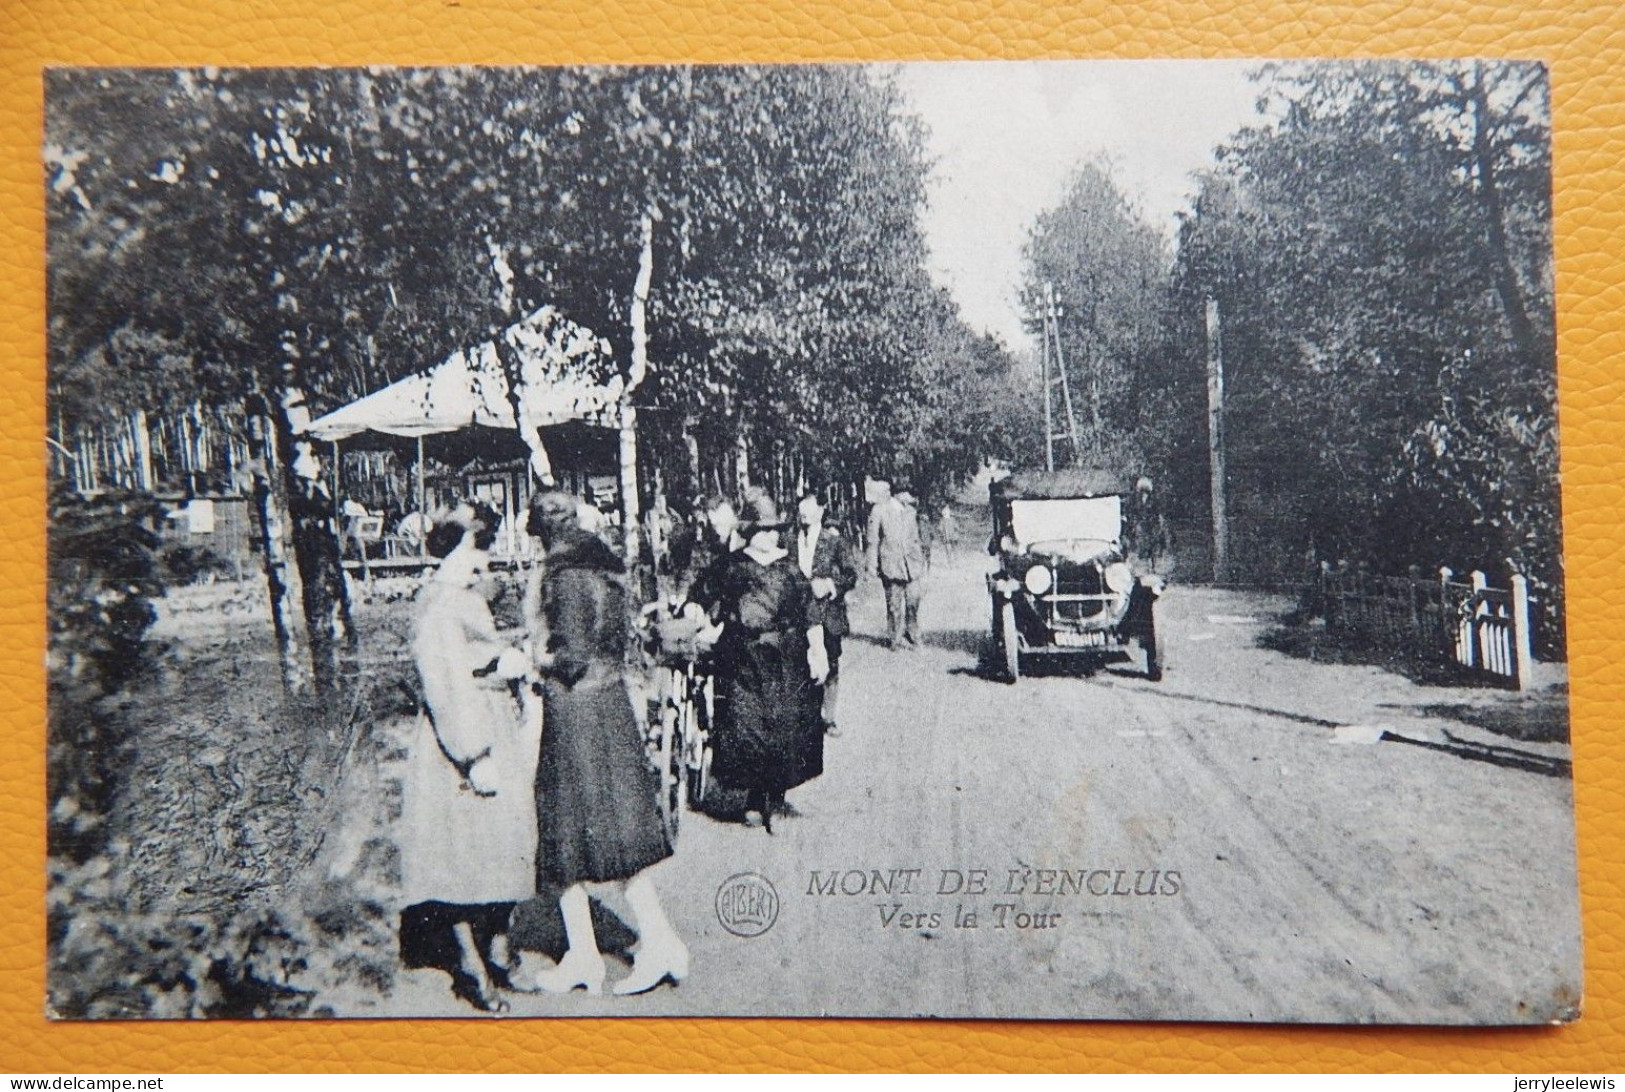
top-left (987, 469), bottom-right (1162, 682)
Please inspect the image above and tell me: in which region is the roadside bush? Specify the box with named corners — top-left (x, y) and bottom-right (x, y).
top-left (48, 488), bottom-right (163, 695)
top-left (161, 543), bottom-right (235, 586)
top-left (47, 853), bottom-right (396, 1019)
top-left (47, 489), bottom-right (166, 863)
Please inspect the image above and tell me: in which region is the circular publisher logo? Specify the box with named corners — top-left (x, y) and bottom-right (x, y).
top-left (715, 872), bottom-right (779, 938)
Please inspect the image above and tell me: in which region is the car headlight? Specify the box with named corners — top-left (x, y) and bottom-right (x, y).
top-left (1104, 562), bottom-right (1133, 593)
top-left (1023, 565), bottom-right (1053, 595)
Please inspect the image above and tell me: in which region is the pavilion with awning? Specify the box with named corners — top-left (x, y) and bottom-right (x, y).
top-left (301, 307), bottom-right (620, 560)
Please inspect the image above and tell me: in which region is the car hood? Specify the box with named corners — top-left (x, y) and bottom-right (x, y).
top-left (1023, 538), bottom-right (1120, 566)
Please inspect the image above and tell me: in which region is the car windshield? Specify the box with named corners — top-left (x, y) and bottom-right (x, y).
top-left (1009, 495), bottom-right (1121, 546)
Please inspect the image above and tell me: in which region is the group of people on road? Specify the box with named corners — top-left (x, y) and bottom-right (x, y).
top-left (398, 493), bottom-right (684, 1011)
top-left (395, 476), bottom-right (931, 1012)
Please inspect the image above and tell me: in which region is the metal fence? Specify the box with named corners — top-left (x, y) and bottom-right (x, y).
top-left (1318, 562), bottom-right (1535, 689)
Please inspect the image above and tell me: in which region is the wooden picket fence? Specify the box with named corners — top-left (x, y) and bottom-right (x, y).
top-left (1317, 561), bottom-right (1535, 690)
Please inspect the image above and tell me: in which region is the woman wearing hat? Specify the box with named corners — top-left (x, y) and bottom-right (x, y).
top-left (398, 502), bottom-right (536, 1013)
top-left (692, 488), bottom-right (830, 831)
top-left (515, 490), bottom-right (687, 997)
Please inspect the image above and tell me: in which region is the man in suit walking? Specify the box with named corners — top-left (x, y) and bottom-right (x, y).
top-left (867, 477), bottom-right (928, 650)
top-left (796, 490), bottom-right (859, 735)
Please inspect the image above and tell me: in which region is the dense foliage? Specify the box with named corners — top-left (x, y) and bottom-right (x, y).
top-left (47, 66), bottom-right (1037, 683)
top-left (1019, 63), bottom-right (1560, 651)
top-left (46, 67), bottom-right (1028, 503)
top-left (1176, 62), bottom-right (1556, 599)
top-left (46, 490), bottom-right (164, 866)
top-left (1021, 162), bottom-right (1176, 477)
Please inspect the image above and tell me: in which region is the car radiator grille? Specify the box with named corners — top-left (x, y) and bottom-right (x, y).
top-left (1048, 568), bottom-right (1114, 624)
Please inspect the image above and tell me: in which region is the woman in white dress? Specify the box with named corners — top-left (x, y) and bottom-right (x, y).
top-left (398, 504), bottom-right (538, 1012)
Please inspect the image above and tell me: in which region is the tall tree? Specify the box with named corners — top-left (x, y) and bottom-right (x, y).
top-left (1171, 60), bottom-right (1559, 643)
top-left (47, 69), bottom-right (372, 691)
top-left (48, 65), bottom-right (1032, 647)
top-left (1021, 161), bottom-right (1173, 476)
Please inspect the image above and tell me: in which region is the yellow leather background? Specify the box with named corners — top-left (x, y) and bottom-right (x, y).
top-left (3, 0), bottom-right (1621, 1072)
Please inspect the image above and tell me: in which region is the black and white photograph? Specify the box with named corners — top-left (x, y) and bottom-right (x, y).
top-left (43, 59), bottom-right (1577, 1022)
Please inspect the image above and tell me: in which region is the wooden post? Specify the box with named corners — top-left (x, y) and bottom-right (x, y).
top-left (1042, 289), bottom-right (1055, 473)
top-left (415, 435), bottom-right (426, 561)
top-left (1205, 297), bottom-right (1228, 583)
top-left (1511, 572), bottom-right (1534, 691)
top-left (1467, 570), bottom-right (1487, 669)
top-left (330, 440), bottom-right (341, 521)
top-left (348, 439), bottom-right (373, 584)
top-left (132, 409), bottom-right (155, 492)
top-left (1439, 567), bottom-right (1455, 662)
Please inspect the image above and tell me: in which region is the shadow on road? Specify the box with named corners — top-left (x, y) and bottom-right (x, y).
top-left (923, 628), bottom-right (985, 657)
top-left (508, 893), bottom-right (637, 967)
top-left (1401, 695), bottom-right (1569, 745)
top-left (1380, 731), bottom-right (1571, 779)
top-left (1099, 682), bottom-right (1571, 779)
top-left (931, 628), bottom-right (1133, 683)
top-left (1258, 616), bottom-right (1519, 690)
top-left (1097, 681), bottom-right (1343, 728)
top-left (847, 632), bottom-right (893, 650)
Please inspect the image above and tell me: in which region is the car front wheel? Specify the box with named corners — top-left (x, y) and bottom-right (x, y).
top-left (1142, 610), bottom-right (1162, 682)
top-left (1000, 598), bottom-right (1021, 683)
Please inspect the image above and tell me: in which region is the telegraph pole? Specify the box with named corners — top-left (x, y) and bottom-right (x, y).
top-left (1043, 289), bottom-right (1055, 472)
top-left (1042, 282), bottom-right (1084, 470)
top-left (1205, 297), bottom-right (1228, 583)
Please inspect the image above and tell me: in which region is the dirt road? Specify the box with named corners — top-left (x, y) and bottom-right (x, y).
top-left (348, 548), bottom-right (1579, 1023)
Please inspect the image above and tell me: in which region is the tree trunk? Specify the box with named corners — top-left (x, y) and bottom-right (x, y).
top-left (683, 417), bottom-right (702, 501)
top-left (247, 406), bottom-right (313, 694)
top-left (287, 470), bottom-right (354, 694)
top-left (1467, 66), bottom-right (1540, 365)
top-left (621, 211), bottom-right (656, 574)
top-left (492, 336), bottom-right (558, 487)
top-left (735, 431), bottom-right (750, 496)
top-left (277, 386), bottom-right (356, 695)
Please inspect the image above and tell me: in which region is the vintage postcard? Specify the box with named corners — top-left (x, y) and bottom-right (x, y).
top-left (43, 60), bottom-right (1578, 1022)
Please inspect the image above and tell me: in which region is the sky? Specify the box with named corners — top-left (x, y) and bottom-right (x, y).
top-left (892, 60), bottom-right (1266, 351)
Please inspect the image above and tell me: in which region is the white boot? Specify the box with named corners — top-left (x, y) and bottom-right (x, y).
top-left (613, 873), bottom-right (689, 996)
top-left (514, 885), bottom-right (606, 995)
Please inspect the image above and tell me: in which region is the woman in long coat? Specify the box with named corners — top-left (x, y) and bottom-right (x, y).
top-left (513, 490), bottom-right (687, 997)
top-left (398, 504), bottom-right (537, 1012)
top-left (694, 491), bottom-right (829, 831)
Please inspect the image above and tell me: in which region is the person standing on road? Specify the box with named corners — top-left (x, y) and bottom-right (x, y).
top-left (863, 477), bottom-right (891, 562)
top-left (1128, 476), bottom-right (1175, 578)
top-left (399, 503), bottom-right (536, 1014)
top-left (512, 490), bottom-right (687, 998)
top-left (795, 489), bottom-right (859, 736)
top-left (693, 491), bottom-right (829, 831)
top-left (869, 478), bottom-right (928, 650)
top-left (679, 492), bottom-right (745, 603)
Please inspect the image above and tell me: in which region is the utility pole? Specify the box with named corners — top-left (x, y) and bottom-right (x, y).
top-left (1205, 297), bottom-right (1228, 583)
top-left (1043, 291), bottom-right (1055, 472)
top-left (1042, 282), bottom-right (1084, 470)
